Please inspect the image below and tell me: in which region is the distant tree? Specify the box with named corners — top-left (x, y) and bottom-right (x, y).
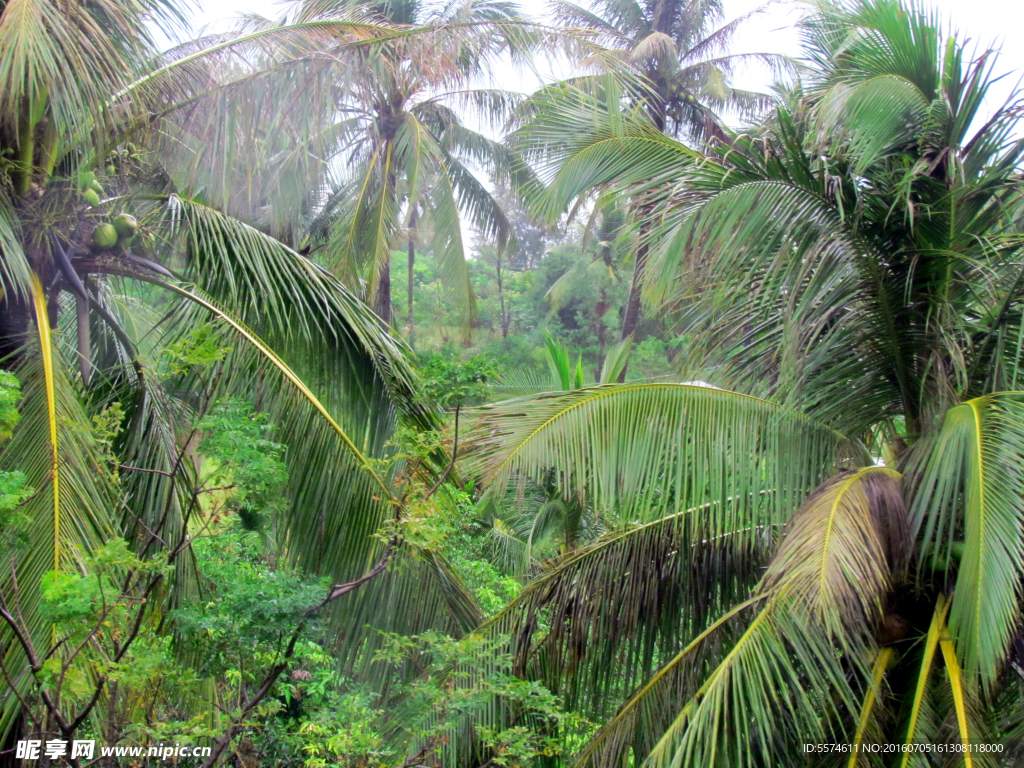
top-left (297, 0), bottom-right (527, 328)
top-left (518, 0), bottom-right (785, 374)
top-left (544, 206), bottom-right (627, 372)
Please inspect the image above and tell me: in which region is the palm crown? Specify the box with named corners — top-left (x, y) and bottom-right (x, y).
top-left (296, 0), bottom-right (531, 329)
top-left (551, 0), bottom-right (779, 139)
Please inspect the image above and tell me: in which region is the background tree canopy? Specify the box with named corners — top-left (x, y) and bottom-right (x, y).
top-left (2, 0), bottom-right (1024, 766)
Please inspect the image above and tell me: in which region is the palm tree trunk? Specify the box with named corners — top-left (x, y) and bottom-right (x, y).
top-left (617, 73), bottom-right (667, 380)
top-left (616, 239), bottom-right (648, 382)
top-left (375, 167), bottom-right (398, 327)
top-left (595, 289), bottom-right (607, 379)
top-left (407, 207), bottom-right (417, 347)
top-left (495, 250), bottom-right (509, 338)
top-left (376, 265), bottom-right (392, 326)
top-left (595, 240), bottom-right (613, 376)
top-left (619, 244), bottom-right (646, 340)
top-left (76, 293), bottom-right (92, 386)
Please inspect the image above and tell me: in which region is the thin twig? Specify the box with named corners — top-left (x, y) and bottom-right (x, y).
top-left (424, 406), bottom-right (460, 501)
top-left (0, 642), bottom-right (38, 720)
top-left (117, 464), bottom-right (174, 477)
top-left (319, 545), bottom-right (393, 607)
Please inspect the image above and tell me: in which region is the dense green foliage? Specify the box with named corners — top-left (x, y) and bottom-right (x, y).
top-left (3, 0), bottom-right (1024, 766)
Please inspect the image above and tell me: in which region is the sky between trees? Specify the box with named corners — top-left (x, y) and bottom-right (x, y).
top-left (174, 0), bottom-right (1024, 142)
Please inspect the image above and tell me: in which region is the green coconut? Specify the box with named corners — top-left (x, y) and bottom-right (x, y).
top-left (81, 188), bottom-right (101, 208)
top-left (106, 165), bottom-right (117, 175)
top-left (88, 179), bottom-right (104, 195)
top-left (112, 213), bottom-right (138, 239)
top-left (92, 223), bottom-right (118, 249)
top-left (78, 170), bottom-right (96, 189)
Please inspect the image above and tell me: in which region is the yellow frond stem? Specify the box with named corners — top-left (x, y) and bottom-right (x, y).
top-left (901, 594), bottom-right (951, 768)
top-left (848, 646), bottom-right (895, 768)
top-left (30, 273), bottom-right (60, 572)
top-left (939, 634), bottom-right (972, 768)
top-left (156, 281), bottom-right (394, 503)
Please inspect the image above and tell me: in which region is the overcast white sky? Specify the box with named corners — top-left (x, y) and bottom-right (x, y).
top-left (175, 0), bottom-right (1024, 130)
top-left (170, 0), bottom-right (1021, 248)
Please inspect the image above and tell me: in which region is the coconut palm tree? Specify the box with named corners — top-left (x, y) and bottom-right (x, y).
top-left (464, 0), bottom-right (1024, 764)
top-left (529, 0), bottom-right (785, 361)
top-left (287, 0), bottom-right (529, 330)
top-left (0, 0), bottom-right (478, 749)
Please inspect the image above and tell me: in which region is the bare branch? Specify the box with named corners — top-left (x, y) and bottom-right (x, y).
top-left (423, 406), bottom-right (460, 501)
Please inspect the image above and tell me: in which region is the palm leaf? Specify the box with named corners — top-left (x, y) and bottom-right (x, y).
top-left (848, 646), bottom-right (895, 768)
top-left (903, 394), bottom-right (1024, 690)
top-left (939, 633), bottom-right (973, 767)
top-left (468, 382), bottom-right (866, 522)
top-left (30, 273), bottom-right (59, 571)
top-left (0, 202), bottom-right (32, 298)
top-left (598, 337), bottom-right (631, 384)
top-left (641, 595), bottom-right (852, 768)
top-left (464, 383), bottom-right (866, 736)
top-left (0, 335), bottom-right (118, 737)
top-left (760, 466), bottom-right (910, 641)
top-left (639, 467), bottom-right (908, 768)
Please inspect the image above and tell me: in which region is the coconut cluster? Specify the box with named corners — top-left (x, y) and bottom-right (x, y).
top-left (78, 170), bottom-right (103, 208)
top-left (77, 163), bottom-right (138, 251)
top-left (91, 213), bottom-right (137, 250)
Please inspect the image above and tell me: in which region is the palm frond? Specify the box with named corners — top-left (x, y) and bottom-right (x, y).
top-left (464, 383), bottom-right (865, 731)
top-left (637, 466), bottom-right (908, 768)
top-left (468, 382), bottom-right (865, 522)
top-left (0, 335), bottom-right (118, 735)
top-left (848, 646), bottom-right (895, 766)
top-left (168, 195), bottom-right (423, 418)
top-left (814, 74), bottom-right (930, 173)
top-left (424, 157), bottom-right (478, 324)
top-left (30, 274), bottom-right (59, 571)
top-left (903, 394), bottom-right (1024, 691)
top-left (0, 202), bottom-right (32, 297)
top-left (0, 0), bottom-right (142, 151)
top-left (760, 466), bottom-right (909, 642)
top-left (900, 594), bottom-right (951, 765)
top-left (598, 336), bottom-right (631, 384)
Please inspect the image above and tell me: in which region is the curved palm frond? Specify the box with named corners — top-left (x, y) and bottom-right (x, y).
top-left (469, 382), bottom-right (865, 522)
top-left (0, 336), bottom-right (119, 736)
top-left (0, 202), bottom-right (33, 298)
top-left (463, 383), bottom-right (867, 730)
top-left (903, 393), bottom-right (1024, 691)
top-left (637, 467), bottom-right (908, 768)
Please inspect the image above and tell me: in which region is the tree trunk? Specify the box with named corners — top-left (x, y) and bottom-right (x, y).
top-left (617, 239), bottom-right (648, 382)
top-left (76, 292), bottom-right (92, 386)
top-left (616, 61), bottom-right (667, 380)
top-left (374, 162), bottom-right (397, 327)
top-left (406, 207), bottom-right (417, 348)
top-left (595, 289), bottom-right (607, 379)
top-left (376, 264), bottom-right (392, 327)
top-left (495, 250), bottom-right (509, 338)
top-left (595, 240), bottom-right (613, 377)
